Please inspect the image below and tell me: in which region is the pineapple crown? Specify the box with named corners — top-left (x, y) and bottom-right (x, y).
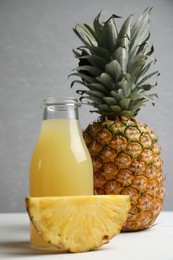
top-left (69, 7), bottom-right (160, 119)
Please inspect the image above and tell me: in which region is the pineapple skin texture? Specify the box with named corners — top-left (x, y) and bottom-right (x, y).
top-left (83, 117), bottom-right (165, 231)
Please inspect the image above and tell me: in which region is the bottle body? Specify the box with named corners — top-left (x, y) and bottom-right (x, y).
top-left (30, 118), bottom-right (93, 196)
top-left (30, 98), bottom-right (93, 247)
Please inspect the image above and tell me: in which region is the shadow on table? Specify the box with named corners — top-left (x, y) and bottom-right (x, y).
top-left (0, 240), bottom-right (107, 257)
top-left (0, 219), bottom-right (64, 256)
top-left (0, 240), bottom-right (67, 257)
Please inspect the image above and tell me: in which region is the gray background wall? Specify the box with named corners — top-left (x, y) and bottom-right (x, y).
top-left (0, 0), bottom-right (172, 212)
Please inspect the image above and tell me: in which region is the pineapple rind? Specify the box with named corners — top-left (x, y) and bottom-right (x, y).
top-left (83, 117), bottom-right (165, 231)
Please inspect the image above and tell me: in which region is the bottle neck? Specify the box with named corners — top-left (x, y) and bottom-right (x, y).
top-left (42, 97), bottom-right (81, 120)
top-left (43, 106), bottom-right (79, 120)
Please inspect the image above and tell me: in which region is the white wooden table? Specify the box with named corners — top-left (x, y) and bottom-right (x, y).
top-left (0, 212), bottom-right (172, 260)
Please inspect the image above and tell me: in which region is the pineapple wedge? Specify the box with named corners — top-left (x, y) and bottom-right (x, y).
top-left (26, 195), bottom-right (130, 252)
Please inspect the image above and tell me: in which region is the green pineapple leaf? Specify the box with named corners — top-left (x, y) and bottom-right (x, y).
top-left (113, 47), bottom-right (128, 72)
top-left (89, 83), bottom-right (109, 94)
top-left (77, 46), bottom-right (110, 62)
top-left (96, 73), bottom-right (114, 90)
top-left (101, 15), bottom-right (119, 53)
top-left (71, 7), bottom-right (159, 118)
top-left (137, 71), bottom-right (160, 85)
top-left (74, 65), bottom-right (102, 77)
top-left (105, 60), bottom-right (122, 82)
top-left (69, 72), bottom-right (96, 83)
top-left (79, 55), bottom-right (106, 70)
top-left (73, 23), bottom-right (97, 46)
top-left (93, 11), bottom-right (103, 45)
top-left (103, 97), bottom-right (117, 105)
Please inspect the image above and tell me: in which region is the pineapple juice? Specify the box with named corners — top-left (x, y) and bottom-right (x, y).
top-left (30, 118), bottom-right (93, 246)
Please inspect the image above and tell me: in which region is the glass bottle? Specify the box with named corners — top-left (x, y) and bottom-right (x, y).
top-left (30, 97), bottom-right (93, 247)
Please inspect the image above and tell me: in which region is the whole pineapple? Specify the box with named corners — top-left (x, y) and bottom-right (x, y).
top-left (70, 8), bottom-right (165, 231)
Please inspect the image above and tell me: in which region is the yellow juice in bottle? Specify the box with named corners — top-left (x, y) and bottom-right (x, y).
top-left (30, 118), bottom-right (93, 247)
top-left (30, 119), bottom-right (93, 196)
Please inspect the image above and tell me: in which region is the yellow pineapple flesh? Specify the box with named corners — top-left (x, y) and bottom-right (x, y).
top-left (25, 195), bottom-right (130, 252)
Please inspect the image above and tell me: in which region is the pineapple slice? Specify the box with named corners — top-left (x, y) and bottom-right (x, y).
top-left (26, 195), bottom-right (130, 252)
